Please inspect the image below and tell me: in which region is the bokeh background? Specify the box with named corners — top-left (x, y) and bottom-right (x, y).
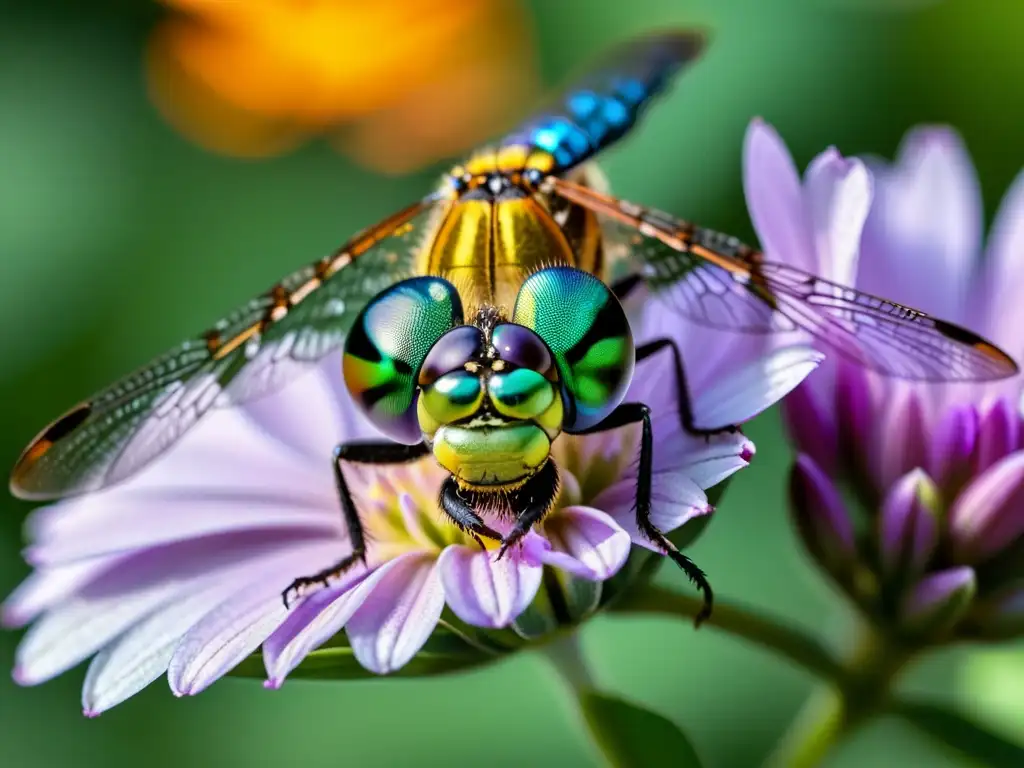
top-left (2, 0), bottom-right (1023, 765)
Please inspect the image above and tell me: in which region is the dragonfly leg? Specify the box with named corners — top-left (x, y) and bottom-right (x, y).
top-left (495, 460), bottom-right (560, 559)
top-left (282, 441), bottom-right (429, 609)
top-left (439, 478), bottom-right (504, 549)
top-left (635, 337), bottom-right (741, 440)
top-left (571, 402), bottom-right (713, 626)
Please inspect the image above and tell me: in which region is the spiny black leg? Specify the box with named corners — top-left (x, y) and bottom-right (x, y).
top-left (571, 402), bottom-right (714, 626)
top-left (439, 478), bottom-right (503, 548)
top-left (282, 441), bottom-right (429, 608)
top-left (496, 460), bottom-right (561, 560)
top-left (635, 337), bottom-right (740, 441)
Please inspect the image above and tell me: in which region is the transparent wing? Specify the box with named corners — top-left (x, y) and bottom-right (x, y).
top-left (11, 197), bottom-right (444, 500)
top-left (551, 177), bottom-right (1018, 382)
top-left (498, 30), bottom-right (706, 175)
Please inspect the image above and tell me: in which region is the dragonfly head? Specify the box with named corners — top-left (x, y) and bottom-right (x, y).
top-left (417, 322), bottom-right (564, 489)
top-left (342, 268), bottom-right (634, 491)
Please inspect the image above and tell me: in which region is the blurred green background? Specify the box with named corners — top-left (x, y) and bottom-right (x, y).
top-left (2, 0), bottom-right (1023, 765)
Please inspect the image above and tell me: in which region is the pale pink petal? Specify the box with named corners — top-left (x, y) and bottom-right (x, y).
top-left (539, 506), bottom-right (630, 580)
top-left (82, 576), bottom-right (250, 715)
top-left (263, 563), bottom-right (393, 688)
top-left (167, 542), bottom-right (341, 696)
top-left (743, 119), bottom-right (815, 270)
top-left (596, 472), bottom-right (709, 551)
top-left (2, 558), bottom-right (122, 628)
top-left (438, 543), bottom-right (542, 628)
top-left (692, 345), bottom-right (823, 427)
top-left (13, 533), bottom-right (323, 686)
top-left (978, 167), bottom-right (1024, 353)
top-left (242, 351), bottom-right (378, 462)
top-left (803, 148), bottom-right (872, 284)
top-left (345, 553), bottom-right (445, 674)
top-left (26, 409), bottom-right (335, 546)
top-left (26, 492), bottom-right (338, 566)
top-left (949, 450), bottom-right (1024, 563)
top-left (858, 127), bottom-right (982, 321)
top-left (674, 432), bottom-right (755, 490)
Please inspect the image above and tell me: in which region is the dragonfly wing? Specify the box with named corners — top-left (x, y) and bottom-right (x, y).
top-left (550, 178), bottom-right (1018, 382)
top-left (11, 198), bottom-right (443, 500)
top-left (499, 30), bottom-right (706, 176)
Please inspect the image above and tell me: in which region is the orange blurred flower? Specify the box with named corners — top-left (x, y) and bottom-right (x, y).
top-left (148, 0), bottom-right (538, 172)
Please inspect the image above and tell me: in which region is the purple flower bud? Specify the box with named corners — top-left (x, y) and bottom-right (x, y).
top-left (874, 390), bottom-right (929, 494)
top-left (834, 361), bottom-right (875, 478)
top-left (973, 399), bottom-right (1019, 477)
top-left (899, 567), bottom-right (976, 636)
top-left (927, 405), bottom-right (977, 496)
top-left (948, 450), bottom-right (1024, 564)
top-left (968, 580), bottom-right (1024, 640)
top-left (782, 385), bottom-right (837, 477)
top-left (789, 455), bottom-right (857, 577)
top-left (877, 469), bottom-right (940, 581)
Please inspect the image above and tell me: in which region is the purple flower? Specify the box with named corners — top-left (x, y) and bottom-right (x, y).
top-left (3, 294), bottom-right (820, 714)
top-left (748, 119), bottom-right (1024, 639)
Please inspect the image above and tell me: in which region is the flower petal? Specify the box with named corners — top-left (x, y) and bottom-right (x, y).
top-left (596, 472), bottom-right (710, 551)
top-left (974, 399), bottom-right (1019, 478)
top-left (899, 566), bottom-right (976, 635)
top-left (743, 119), bottom-right (815, 270)
top-left (14, 532), bottom-right (322, 686)
top-left (345, 552), bottom-right (445, 674)
top-left (675, 432), bottom-right (755, 490)
top-left (949, 450), bottom-right (1024, 563)
top-left (262, 564), bottom-right (388, 688)
top-left (82, 577), bottom-right (247, 715)
top-left (978, 166), bottom-right (1024, 353)
top-left (539, 506), bottom-right (630, 580)
top-left (872, 388), bottom-right (929, 492)
top-left (877, 469), bottom-right (941, 581)
top-left (858, 127), bottom-right (982, 321)
top-left (692, 345), bottom-right (823, 427)
top-left (163, 540), bottom-right (339, 695)
top-left (789, 454), bottom-right (856, 573)
top-left (25, 492), bottom-right (337, 566)
top-left (803, 148), bottom-right (872, 284)
top-left (2, 558), bottom-right (122, 628)
top-left (241, 351), bottom-right (377, 462)
top-left (438, 543), bottom-right (542, 628)
top-left (782, 382), bottom-right (838, 478)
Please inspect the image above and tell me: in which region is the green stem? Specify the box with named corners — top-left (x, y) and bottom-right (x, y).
top-left (608, 583), bottom-right (844, 682)
top-left (541, 631), bottom-right (616, 768)
top-left (765, 623), bottom-right (914, 768)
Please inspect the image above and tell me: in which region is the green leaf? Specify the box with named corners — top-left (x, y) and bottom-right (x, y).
top-left (579, 691), bottom-right (704, 768)
top-left (891, 698), bottom-right (1024, 768)
top-left (228, 627), bottom-right (494, 682)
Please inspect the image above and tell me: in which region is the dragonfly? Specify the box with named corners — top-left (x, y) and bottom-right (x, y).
top-left (10, 31), bottom-right (1017, 625)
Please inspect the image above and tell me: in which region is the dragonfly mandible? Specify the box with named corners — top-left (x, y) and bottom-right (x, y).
top-left (10, 31), bottom-right (1017, 623)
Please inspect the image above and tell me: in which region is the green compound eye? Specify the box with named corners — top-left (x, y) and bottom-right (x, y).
top-left (343, 276), bottom-right (463, 443)
top-left (488, 368), bottom-right (555, 420)
top-left (421, 371), bottom-right (484, 425)
top-left (513, 267), bottom-right (634, 431)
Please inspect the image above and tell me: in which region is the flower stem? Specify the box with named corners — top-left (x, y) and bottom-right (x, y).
top-left (540, 632), bottom-right (617, 767)
top-left (608, 583), bottom-right (844, 681)
top-left (765, 623), bottom-right (914, 768)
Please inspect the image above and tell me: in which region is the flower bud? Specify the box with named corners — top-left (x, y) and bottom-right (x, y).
top-left (899, 567), bottom-right (976, 636)
top-left (948, 451), bottom-right (1024, 564)
top-left (789, 455), bottom-right (857, 580)
top-left (877, 469), bottom-right (940, 582)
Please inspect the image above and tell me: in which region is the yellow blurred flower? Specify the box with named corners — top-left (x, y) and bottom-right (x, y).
top-left (148, 0), bottom-right (538, 172)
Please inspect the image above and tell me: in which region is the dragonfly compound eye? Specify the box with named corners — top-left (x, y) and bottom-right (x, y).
top-left (513, 267), bottom-right (635, 431)
top-left (343, 276), bottom-right (463, 444)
